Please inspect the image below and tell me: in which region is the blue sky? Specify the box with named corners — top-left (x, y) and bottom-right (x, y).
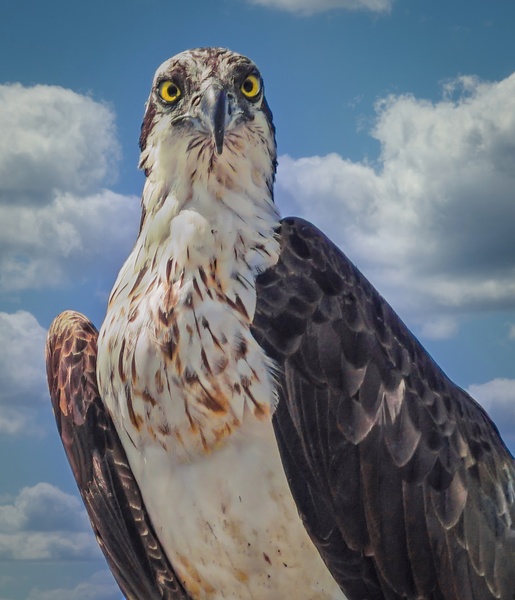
top-left (1, 0), bottom-right (515, 598)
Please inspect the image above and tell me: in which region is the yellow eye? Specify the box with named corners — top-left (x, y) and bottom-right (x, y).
top-left (241, 74), bottom-right (261, 99)
top-left (158, 80), bottom-right (182, 103)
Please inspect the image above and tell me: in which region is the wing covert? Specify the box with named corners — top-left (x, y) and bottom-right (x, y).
top-left (253, 217), bottom-right (515, 600)
top-left (46, 310), bottom-right (191, 600)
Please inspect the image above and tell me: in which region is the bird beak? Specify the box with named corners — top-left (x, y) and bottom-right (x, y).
top-left (200, 84), bottom-right (228, 155)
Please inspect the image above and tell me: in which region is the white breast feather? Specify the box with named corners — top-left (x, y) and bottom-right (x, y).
top-left (96, 93), bottom-right (347, 599)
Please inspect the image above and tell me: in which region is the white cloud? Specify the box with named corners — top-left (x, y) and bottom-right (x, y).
top-left (0, 84), bottom-right (119, 199)
top-left (0, 189), bottom-right (140, 292)
top-left (276, 72), bottom-right (515, 332)
top-left (0, 483), bottom-right (100, 561)
top-left (243, 0), bottom-right (393, 16)
top-left (467, 378), bottom-right (515, 443)
top-left (0, 311), bottom-right (47, 404)
top-left (0, 531), bottom-right (99, 561)
top-left (26, 571), bottom-right (120, 600)
top-left (0, 483), bottom-right (89, 533)
top-left (0, 83), bottom-right (140, 293)
top-left (508, 324), bottom-right (515, 340)
top-left (0, 407), bottom-right (41, 437)
top-left (0, 311), bottom-right (49, 436)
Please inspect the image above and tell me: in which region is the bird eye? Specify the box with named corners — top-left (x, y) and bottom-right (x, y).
top-left (158, 80), bottom-right (182, 104)
top-left (240, 74), bottom-right (261, 100)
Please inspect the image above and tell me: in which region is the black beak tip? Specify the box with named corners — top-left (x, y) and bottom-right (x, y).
top-left (215, 134), bottom-right (224, 155)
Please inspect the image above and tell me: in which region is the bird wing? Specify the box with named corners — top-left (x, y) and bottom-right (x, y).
top-left (253, 217), bottom-right (515, 600)
top-left (45, 310), bottom-right (191, 600)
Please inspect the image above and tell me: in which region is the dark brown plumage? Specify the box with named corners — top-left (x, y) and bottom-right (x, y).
top-left (253, 217), bottom-right (515, 600)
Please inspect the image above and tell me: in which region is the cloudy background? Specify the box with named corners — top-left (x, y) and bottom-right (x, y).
top-left (1, 0), bottom-right (515, 598)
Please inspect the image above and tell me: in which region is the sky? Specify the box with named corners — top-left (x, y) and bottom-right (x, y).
top-left (1, 0), bottom-right (515, 598)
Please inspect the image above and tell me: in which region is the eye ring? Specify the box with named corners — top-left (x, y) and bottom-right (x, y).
top-left (240, 74), bottom-right (261, 100)
top-left (158, 80), bottom-right (182, 104)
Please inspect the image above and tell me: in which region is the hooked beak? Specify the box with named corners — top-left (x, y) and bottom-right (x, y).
top-left (200, 84), bottom-right (228, 155)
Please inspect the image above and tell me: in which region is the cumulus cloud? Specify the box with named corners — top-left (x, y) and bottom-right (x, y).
top-left (0, 311), bottom-right (47, 404)
top-left (243, 0), bottom-right (393, 16)
top-left (0, 189), bottom-right (140, 292)
top-left (26, 571), bottom-right (120, 600)
top-left (0, 83), bottom-right (140, 293)
top-left (467, 378), bottom-right (515, 444)
top-left (0, 407), bottom-right (42, 437)
top-left (276, 72), bottom-right (515, 332)
top-left (0, 483), bottom-right (100, 561)
top-left (0, 311), bottom-right (49, 436)
top-left (0, 84), bottom-right (119, 200)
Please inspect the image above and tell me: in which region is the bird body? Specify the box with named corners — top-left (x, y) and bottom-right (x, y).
top-left (95, 49), bottom-right (346, 598)
top-left (46, 47), bottom-right (515, 600)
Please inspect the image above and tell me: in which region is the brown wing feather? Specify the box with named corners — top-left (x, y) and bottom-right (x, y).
top-left (253, 217), bottom-right (515, 600)
top-left (46, 310), bottom-right (191, 600)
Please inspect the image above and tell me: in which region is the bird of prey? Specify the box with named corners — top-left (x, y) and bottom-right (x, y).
top-left (46, 48), bottom-right (515, 600)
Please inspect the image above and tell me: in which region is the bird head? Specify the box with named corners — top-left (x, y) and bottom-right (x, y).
top-left (138, 48), bottom-right (277, 188)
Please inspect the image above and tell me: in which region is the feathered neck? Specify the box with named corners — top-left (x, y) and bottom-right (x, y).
top-left (134, 134), bottom-right (281, 282)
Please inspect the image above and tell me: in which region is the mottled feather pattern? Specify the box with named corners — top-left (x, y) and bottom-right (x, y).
top-left (95, 49), bottom-right (347, 599)
top-left (99, 48), bottom-right (281, 463)
top-left (45, 311), bottom-right (190, 600)
top-left (46, 47), bottom-right (515, 600)
top-left (253, 217), bottom-right (515, 600)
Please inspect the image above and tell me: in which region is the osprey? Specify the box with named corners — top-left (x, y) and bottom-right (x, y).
top-left (46, 48), bottom-right (515, 600)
